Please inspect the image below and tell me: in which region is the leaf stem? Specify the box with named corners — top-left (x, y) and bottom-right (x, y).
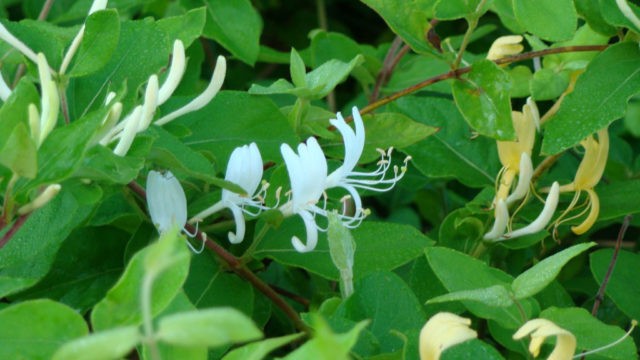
top-left (141, 273), bottom-right (161, 360)
top-left (128, 181), bottom-right (310, 334)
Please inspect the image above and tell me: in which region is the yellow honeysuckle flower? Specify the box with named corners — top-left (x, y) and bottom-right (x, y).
top-left (484, 99), bottom-right (541, 240)
top-left (419, 312), bottom-right (477, 360)
top-left (487, 35), bottom-right (524, 61)
top-left (513, 318), bottom-right (576, 360)
top-left (554, 128), bottom-right (609, 235)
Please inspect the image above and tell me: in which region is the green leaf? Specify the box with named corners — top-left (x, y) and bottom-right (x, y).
top-left (397, 95), bottom-right (500, 187)
top-left (542, 42), bottom-right (640, 154)
top-left (181, 91), bottom-right (298, 163)
top-left (425, 247), bottom-right (537, 328)
top-left (157, 308), bottom-right (262, 347)
top-left (285, 317), bottom-right (368, 360)
top-left (249, 56), bottom-right (364, 100)
top-left (334, 271), bottom-right (424, 353)
top-left (0, 79), bottom-right (39, 157)
top-left (598, 180), bottom-right (640, 220)
top-left (0, 122), bottom-right (37, 178)
top-left (67, 9), bottom-right (120, 77)
top-left (530, 68), bottom-right (569, 101)
top-left (222, 333), bottom-right (303, 360)
top-left (156, 7), bottom-right (207, 47)
top-left (427, 285), bottom-right (514, 308)
top-left (68, 17), bottom-right (170, 117)
top-left (435, 0), bottom-right (490, 20)
top-left (442, 339), bottom-right (505, 360)
top-left (513, 0), bottom-right (577, 41)
top-left (255, 221), bottom-right (433, 281)
top-left (360, 0), bottom-right (439, 56)
top-left (0, 18), bottom-right (74, 69)
top-left (0, 182), bottom-right (101, 297)
top-left (52, 326), bottom-right (141, 360)
top-left (90, 228), bottom-right (190, 331)
top-left (512, 242), bottom-right (595, 299)
top-left (11, 226), bottom-right (129, 313)
top-left (0, 299), bottom-right (88, 360)
top-left (541, 307), bottom-right (637, 359)
top-left (591, 249), bottom-right (640, 321)
top-left (600, 0), bottom-right (640, 33)
top-left (575, 0), bottom-right (616, 36)
top-left (290, 48), bottom-right (307, 88)
top-left (184, 0), bottom-right (262, 65)
top-left (452, 60), bottom-right (514, 140)
top-left (74, 144), bottom-right (145, 184)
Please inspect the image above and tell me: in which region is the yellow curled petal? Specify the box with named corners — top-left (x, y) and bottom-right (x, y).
top-left (513, 318), bottom-right (576, 360)
top-left (420, 312), bottom-right (477, 360)
top-left (574, 128), bottom-right (609, 190)
top-left (487, 35), bottom-right (524, 60)
top-left (571, 188), bottom-right (600, 235)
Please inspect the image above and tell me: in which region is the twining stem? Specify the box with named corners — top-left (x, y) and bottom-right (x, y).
top-left (452, 0), bottom-right (487, 70)
top-left (591, 215), bottom-right (632, 317)
top-left (355, 45), bottom-right (608, 120)
top-left (127, 182), bottom-right (310, 334)
top-left (370, 36), bottom-right (405, 103)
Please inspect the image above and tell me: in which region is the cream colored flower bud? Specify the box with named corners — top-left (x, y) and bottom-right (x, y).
top-left (487, 35), bottom-right (524, 61)
top-left (420, 312), bottom-right (477, 360)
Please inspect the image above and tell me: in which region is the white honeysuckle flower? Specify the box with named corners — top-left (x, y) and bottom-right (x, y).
top-left (325, 106), bottom-right (410, 226)
top-left (59, 0), bottom-right (108, 74)
top-left (17, 184), bottom-right (61, 215)
top-left (189, 143), bottom-right (269, 244)
top-left (505, 152), bottom-right (533, 206)
top-left (155, 55), bottom-right (226, 126)
top-left (137, 74), bottom-right (159, 131)
top-left (35, 53), bottom-right (60, 147)
top-left (0, 73), bottom-right (12, 101)
top-left (0, 22), bottom-right (40, 65)
top-left (146, 170), bottom-right (204, 253)
top-left (483, 199), bottom-right (508, 240)
top-left (279, 137), bottom-right (329, 253)
top-left (158, 40), bottom-right (186, 105)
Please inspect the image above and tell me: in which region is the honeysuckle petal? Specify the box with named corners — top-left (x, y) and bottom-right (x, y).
top-left (17, 184), bottom-right (61, 215)
top-left (484, 199), bottom-right (509, 240)
top-left (506, 153), bottom-right (533, 205)
top-left (158, 40), bottom-right (186, 105)
top-left (571, 188), bottom-right (599, 235)
top-left (146, 170), bottom-right (187, 234)
top-left (513, 318), bottom-right (576, 360)
top-left (487, 35), bottom-right (524, 61)
top-left (37, 53), bottom-right (59, 146)
top-left (292, 209), bottom-right (319, 253)
top-left (155, 55), bottom-right (226, 126)
top-left (0, 22), bottom-right (40, 64)
top-left (0, 73), bottom-right (11, 101)
top-left (419, 312), bottom-right (477, 360)
top-left (497, 107), bottom-right (536, 170)
top-left (574, 128), bottom-right (608, 190)
top-left (502, 182), bottom-right (559, 240)
top-left (227, 203), bottom-right (246, 244)
top-left (223, 142), bottom-right (263, 199)
top-left (326, 106), bottom-right (365, 186)
top-left (113, 106), bottom-right (142, 156)
top-left (137, 75), bottom-right (159, 131)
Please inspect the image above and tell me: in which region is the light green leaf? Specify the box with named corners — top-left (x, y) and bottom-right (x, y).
top-left (68, 9), bottom-right (120, 77)
top-left (530, 68), bottom-right (569, 101)
top-left (0, 299), bottom-right (88, 360)
top-left (599, 0), bottom-right (640, 33)
top-left (284, 317), bottom-right (368, 360)
top-left (0, 122), bottom-right (37, 178)
top-left (157, 308), bottom-right (262, 347)
top-left (427, 285), bottom-right (514, 307)
top-left (184, 0), bottom-right (262, 65)
top-left (513, 0), bottom-right (577, 41)
top-left (327, 212), bottom-right (356, 273)
top-left (290, 48), bottom-right (307, 88)
top-left (222, 333), bottom-right (303, 360)
top-left (426, 247), bottom-right (538, 328)
top-left (591, 249), bottom-right (640, 321)
top-left (452, 60), bottom-right (514, 140)
top-left (255, 221), bottom-right (433, 281)
top-left (52, 326), bottom-right (140, 360)
top-left (360, 0), bottom-right (439, 56)
top-left (91, 227), bottom-right (190, 331)
top-left (435, 0), bottom-right (490, 20)
top-left (599, 180), bottom-right (640, 220)
top-left (575, 0), bottom-right (617, 36)
top-left (512, 242), bottom-right (595, 299)
top-left (541, 307), bottom-right (637, 359)
top-left (542, 42), bottom-right (640, 154)
top-left (0, 79), bottom-right (39, 159)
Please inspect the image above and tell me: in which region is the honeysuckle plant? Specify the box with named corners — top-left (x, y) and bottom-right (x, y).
top-left (1, 1), bottom-right (640, 359)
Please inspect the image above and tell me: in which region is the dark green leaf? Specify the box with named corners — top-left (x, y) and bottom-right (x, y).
top-left (542, 42), bottom-right (640, 154)
top-left (435, 0), bottom-right (490, 20)
top-left (67, 9), bottom-right (120, 77)
top-left (513, 0), bottom-right (577, 41)
top-left (591, 249), bottom-right (640, 321)
top-left (157, 7), bottom-right (207, 47)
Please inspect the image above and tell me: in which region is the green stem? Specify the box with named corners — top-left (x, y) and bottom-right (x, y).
top-left (451, 0), bottom-right (487, 70)
top-left (141, 273), bottom-right (161, 360)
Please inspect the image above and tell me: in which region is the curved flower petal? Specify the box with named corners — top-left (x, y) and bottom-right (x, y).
top-left (291, 210), bottom-right (319, 253)
top-left (227, 203), bottom-right (246, 244)
top-left (420, 312), bottom-right (477, 360)
top-left (484, 199), bottom-right (508, 240)
top-left (146, 170), bottom-right (187, 234)
top-left (503, 182), bottom-right (559, 240)
top-left (513, 318), bottom-right (576, 360)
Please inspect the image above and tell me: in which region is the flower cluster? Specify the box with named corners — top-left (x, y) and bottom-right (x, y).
top-left (420, 312), bottom-right (636, 360)
top-left (147, 107), bottom-right (410, 253)
top-left (483, 36), bottom-right (609, 242)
